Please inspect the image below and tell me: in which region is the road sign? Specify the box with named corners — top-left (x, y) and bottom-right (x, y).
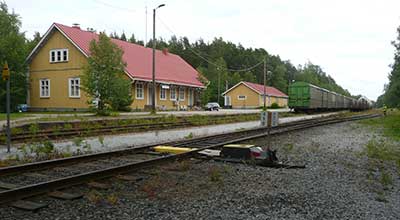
top-left (2, 62), bottom-right (10, 81)
top-left (261, 111), bottom-right (279, 127)
top-left (260, 111), bottom-right (267, 126)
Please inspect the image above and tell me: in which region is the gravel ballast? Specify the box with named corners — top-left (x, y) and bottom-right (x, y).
top-left (1, 120), bottom-right (399, 219)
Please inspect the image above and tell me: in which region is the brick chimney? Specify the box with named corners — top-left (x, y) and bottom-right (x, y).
top-left (72, 23), bottom-right (80, 30)
top-left (162, 48), bottom-right (169, 55)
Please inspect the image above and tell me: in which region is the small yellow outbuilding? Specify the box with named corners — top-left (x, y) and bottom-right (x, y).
top-left (222, 81), bottom-right (288, 109)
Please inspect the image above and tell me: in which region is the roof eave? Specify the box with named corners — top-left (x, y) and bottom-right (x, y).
top-left (132, 77), bottom-right (205, 88)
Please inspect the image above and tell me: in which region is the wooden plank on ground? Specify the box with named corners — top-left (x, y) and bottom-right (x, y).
top-left (10, 200), bottom-right (48, 211)
top-left (0, 181), bottom-right (18, 190)
top-left (48, 191), bottom-right (83, 200)
top-left (87, 182), bottom-right (110, 190)
top-left (116, 175), bottom-right (139, 181)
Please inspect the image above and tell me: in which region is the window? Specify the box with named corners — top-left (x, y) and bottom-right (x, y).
top-left (63, 50), bottom-right (68, 61)
top-left (179, 87), bottom-right (185, 101)
top-left (49, 49), bottom-right (68, 63)
top-left (57, 50), bottom-right (61, 61)
top-left (69, 78), bottom-right (80, 98)
top-left (160, 85), bottom-right (166, 100)
top-left (238, 95), bottom-right (246, 100)
top-left (170, 87), bottom-right (177, 100)
top-left (136, 83), bottom-right (144, 99)
top-left (40, 79), bottom-right (50, 98)
top-left (50, 51), bottom-right (56, 62)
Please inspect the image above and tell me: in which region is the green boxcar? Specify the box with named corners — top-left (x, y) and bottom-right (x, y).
top-left (289, 81), bottom-right (357, 111)
top-left (288, 82), bottom-right (328, 110)
top-left (288, 82), bottom-right (312, 108)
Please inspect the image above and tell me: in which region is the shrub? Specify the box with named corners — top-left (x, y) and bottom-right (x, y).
top-left (270, 102), bottom-right (280, 109)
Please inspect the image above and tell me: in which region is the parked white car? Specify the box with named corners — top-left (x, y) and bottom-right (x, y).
top-left (204, 102), bottom-right (220, 111)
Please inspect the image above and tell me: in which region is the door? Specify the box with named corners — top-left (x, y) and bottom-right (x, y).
top-left (147, 84), bottom-right (157, 106)
top-left (224, 96), bottom-right (231, 106)
top-left (188, 89), bottom-right (193, 106)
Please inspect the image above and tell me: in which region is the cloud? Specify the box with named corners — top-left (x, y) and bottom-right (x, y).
top-left (8, 0), bottom-right (400, 100)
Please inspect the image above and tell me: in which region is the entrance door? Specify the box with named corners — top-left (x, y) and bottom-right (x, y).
top-left (224, 96), bottom-right (231, 106)
top-left (188, 89), bottom-right (193, 106)
top-left (147, 84), bottom-right (156, 106)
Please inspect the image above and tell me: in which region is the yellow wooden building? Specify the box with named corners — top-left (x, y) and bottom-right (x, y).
top-left (222, 81), bottom-right (288, 109)
top-left (26, 23), bottom-right (206, 111)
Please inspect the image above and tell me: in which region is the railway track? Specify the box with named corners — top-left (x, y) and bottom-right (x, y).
top-left (0, 113), bottom-right (380, 209)
top-left (0, 114), bottom-right (258, 143)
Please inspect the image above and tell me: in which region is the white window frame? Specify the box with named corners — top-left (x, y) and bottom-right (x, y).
top-left (136, 82), bottom-right (144, 100)
top-left (49, 49), bottom-right (69, 63)
top-left (170, 87), bottom-right (177, 100)
top-left (237, 95), bottom-right (247, 100)
top-left (39, 79), bottom-right (50, 98)
top-left (160, 85), bottom-right (167, 100)
top-left (50, 50), bottom-right (56, 63)
top-left (69, 77), bottom-right (81, 98)
top-left (179, 87), bottom-right (185, 101)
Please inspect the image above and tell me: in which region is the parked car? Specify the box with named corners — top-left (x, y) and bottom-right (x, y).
top-left (16, 104), bottom-right (28, 112)
top-left (204, 102), bottom-right (220, 111)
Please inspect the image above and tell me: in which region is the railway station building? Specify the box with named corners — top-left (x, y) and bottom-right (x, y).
top-left (26, 23), bottom-right (206, 111)
top-left (222, 81), bottom-right (288, 108)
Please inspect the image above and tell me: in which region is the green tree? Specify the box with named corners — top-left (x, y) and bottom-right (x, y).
top-left (120, 32), bottom-right (127, 41)
top-left (81, 33), bottom-right (132, 115)
top-left (0, 2), bottom-right (29, 112)
top-left (109, 78), bottom-right (132, 111)
top-left (128, 33), bottom-right (137, 43)
top-left (270, 64), bottom-right (287, 92)
top-left (229, 72), bottom-right (242, 86)
top-left (242, 71), bottom-right (256, 82)
top-left (383, 25), bottom-right (400, 107)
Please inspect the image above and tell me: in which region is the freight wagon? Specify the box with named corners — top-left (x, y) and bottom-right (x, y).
top-left (288, 82), bottom-right (370, 112)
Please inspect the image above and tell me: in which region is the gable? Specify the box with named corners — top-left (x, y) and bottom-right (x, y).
top-left (29, 29), bottom-right (87, 71)
top-left (224, 83), bottom-right (259, 97)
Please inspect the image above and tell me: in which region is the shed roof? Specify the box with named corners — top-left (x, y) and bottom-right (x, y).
top-left (27, 23), bottom-right (205, 88)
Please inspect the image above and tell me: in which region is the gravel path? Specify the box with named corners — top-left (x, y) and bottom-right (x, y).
top-left (1, 120), bottom-right (399, 219)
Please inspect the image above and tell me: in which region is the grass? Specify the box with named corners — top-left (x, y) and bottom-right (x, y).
top-left (0, 113), bottom-right (33, 120)
top-left (364, 139), bottom-right (400, 163)
top-left (184, 132), bottom-right (194, 139)
top-left (360, 109), bottom-right (400, 140)
top-left (359, 110), bottom-right (400, 201)
top-left (363, 138), bottom-right (399, 201)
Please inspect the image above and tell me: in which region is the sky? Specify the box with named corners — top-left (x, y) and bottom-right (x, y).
top-left (7, 0), bottom-right (400, 100)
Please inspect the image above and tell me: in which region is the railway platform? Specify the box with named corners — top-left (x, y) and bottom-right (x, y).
top-left (0, 112), bottom-right (337, 160)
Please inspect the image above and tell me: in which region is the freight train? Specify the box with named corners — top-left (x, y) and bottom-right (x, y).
top-left (288, 82), bottom-right (371, 112)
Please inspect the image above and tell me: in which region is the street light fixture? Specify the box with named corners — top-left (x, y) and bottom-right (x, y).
top-left (151, 3), bottom-right (165, 113)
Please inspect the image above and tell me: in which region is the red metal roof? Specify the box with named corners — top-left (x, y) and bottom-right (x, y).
top-left (54, 23), bottom-right (205, 88)
top-left (243, 81), bottom-right (288, 97)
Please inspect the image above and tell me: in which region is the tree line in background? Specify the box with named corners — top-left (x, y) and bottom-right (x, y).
top-left (376, 25), bottom-right (400, 108)
top-left (0, 3), bottom-right (40, 112)
top-left (111, 33), bottom-right (352, 105)
top-left (1, 1), bottom-right (355, 112)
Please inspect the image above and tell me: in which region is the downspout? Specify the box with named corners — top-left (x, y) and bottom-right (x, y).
top-left (26, 66), bottom-right (30, 108)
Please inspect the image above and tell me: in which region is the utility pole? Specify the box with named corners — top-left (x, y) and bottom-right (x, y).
top-left (263, 58), bottom-right (266, 110)
top-left (151, 4), bottom-right (165, 114)
top-left (217, 69), bottom-right (220, 104)
top-left (145, 6), bottom-right (147, 47)
top-left (2, 62), bottom-right (11, 153)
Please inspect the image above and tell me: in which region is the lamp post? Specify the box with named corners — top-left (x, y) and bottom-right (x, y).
top-left (152, 3), bottom-right (165, 113)
top-left (266, 70), bottom-right (272, 107)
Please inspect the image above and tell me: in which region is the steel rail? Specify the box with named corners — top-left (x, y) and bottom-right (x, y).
top-left (0, 113), bottom-right (380, 204)
top-left (0, 113), bottom-right (377, 177)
